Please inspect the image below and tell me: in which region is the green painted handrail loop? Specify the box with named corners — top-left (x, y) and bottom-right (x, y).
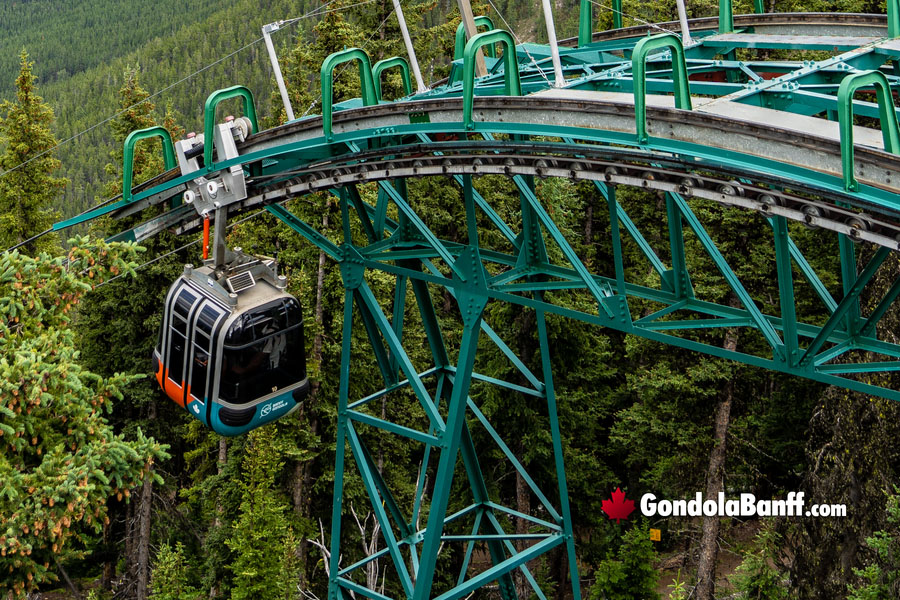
top-left (453, 16), bottom-right (496, 60)
top-left (579, 0), bottom-right (621, 46)
top-left (891, 0), bottom-right (900, 38)
top-left (321, 48), bottom-right (377, 141)
top-left (373, 56), bottom-right (412, 101)
top-left (462, 29), bottom-right (521, 130)
top-left (631, 33), bottom-right (692, 144)
top-left (203, 85), bottom-right (259, 169)
top-left (837, 70), bottom-right (900, 191)
top-left (122, 126), bottom-right (176, 205)
top-left (719, 0), bottom-right (734, 33)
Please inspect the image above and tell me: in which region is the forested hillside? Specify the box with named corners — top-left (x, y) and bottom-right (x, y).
top-left (2, 1), bottom-right (900, 600)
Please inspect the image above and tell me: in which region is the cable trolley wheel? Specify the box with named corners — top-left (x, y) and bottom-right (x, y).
top-left (152, 249), bottom-right (310, 435)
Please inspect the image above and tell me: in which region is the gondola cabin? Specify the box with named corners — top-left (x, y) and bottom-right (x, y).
top-left (153, 251), bottom-right (309, 435)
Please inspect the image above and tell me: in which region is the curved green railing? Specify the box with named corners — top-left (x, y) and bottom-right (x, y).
top-left (373, 56), bottom-right (412, 101)
top-left (122, 126), bottom-right (176, 204)
top-left (453, 16), bottom-right (496, 60)
top-left (631, 33), bottom-right (692, 144)
top-left (462, 29), bottom-right (521, 130)
top-left (837, 70), bottom-right (900, 191)
top-left (579, 0), bottom-right (621, 45)
top-left (203, 85), bottom-right (259, 169)
top-left (321, 48), bottom-right (377, 141)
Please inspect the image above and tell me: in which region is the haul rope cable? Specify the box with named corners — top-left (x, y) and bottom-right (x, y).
top-left (0, 0), bottom-right (376, 184)
top-left (2, 0), bottom-right (385, 254)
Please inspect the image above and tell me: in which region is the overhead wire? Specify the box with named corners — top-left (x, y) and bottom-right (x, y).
top-left (483, 0), bottom-right (554, 89)
top-left (0, 0), bottom-right (376, 184)
top-left (95, 4), bottom-right (401, 285)
top-left (2, 0), bottom-right (390, 255)
top-left (298, 5), bottom-right (400, 119)
top-left (587, 0), bottom-right (680, 37)
top-left (94, 207), bottom-right (273, 288)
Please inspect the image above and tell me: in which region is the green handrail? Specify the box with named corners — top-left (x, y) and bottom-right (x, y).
top-left (321, 48), bottom-right (377, 141)
top-left (453, 16), bottom-right (496, 60)
top-left (203, 85), bottom-right (259, 169)
top-left (719, 0), bottom-right (734, 33)
top-left (891, 0), bottom-right (900, 38)
top-left (373, 56), bottom-right (412, 100)
top-left (579, 0), bottom-right (621, 46)
top-left (837, 70), bottom-right (900, 191)
top-left (122, 126), bottom-right (176, 205)
top-left (462, 29), bottom-right (521, 130)
top-left (631, 33), bottom-right (692, 144)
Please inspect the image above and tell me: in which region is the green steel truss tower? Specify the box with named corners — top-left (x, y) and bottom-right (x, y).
top-left (52, 2), bottom-right (900, 598)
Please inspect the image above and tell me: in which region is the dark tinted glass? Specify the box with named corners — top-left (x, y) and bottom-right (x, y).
top-left (168, 313), bottom-right (187, 383)
top-left (174, 289), bottom-right (197, 318)
top-left (219, 298), bottom-right (306, 405)
top-left (190, 330), bottom-right (211, 401)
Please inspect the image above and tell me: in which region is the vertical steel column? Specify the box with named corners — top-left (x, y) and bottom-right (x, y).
top-left (665, 193), bottom-right (691, 300)
top-left (606, 185), bottom-right (627, 296)
top-left (328, 287), bottom-right (355, 600)
top-left (536, 307), bottom-right (582, 600)
top-left (772, 216), bottom-right (799, 364)
top-left (412, 289), bottom-right (486, 600)
top-left (719, 0), bottom-right (734, 33)
top-left (838, 232), bottom-right (861, 335)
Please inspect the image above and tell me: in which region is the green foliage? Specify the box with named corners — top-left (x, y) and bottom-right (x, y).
top-left (590, 523), bottom-right (660, 600)
top-left (730, 524), bottom-right (789, 599)
top-left (0, 236), bottom-right (168, 596)
top-left (151, 542), bottom-right (203, 600)
top-left (847, 489), bottom-right (900, 600)
top-left (226, 426), bottom-right (299, 600)
top-left (0, 50), bottom-right (66, 255)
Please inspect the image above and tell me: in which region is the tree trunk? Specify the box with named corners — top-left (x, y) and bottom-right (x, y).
top-left (695, 324), bottom-right (738, 600)
top-left (208, 438), bottom-right (227, 599)
top-left (514, 446), bottom-right (532, 599)
top-left (134, 401), bottom-right (157, 600)
top-left (294, 211), bottom-right (329, 590)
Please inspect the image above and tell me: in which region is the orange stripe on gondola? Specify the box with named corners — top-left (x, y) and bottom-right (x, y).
top-left (162, 368), bottom-right (186, 408)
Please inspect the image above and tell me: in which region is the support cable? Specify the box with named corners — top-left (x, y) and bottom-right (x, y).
top-left (0, 0), bottom-right (376, 183)
top-left (3, 0), bottom-right (386, 254)
top-left (484, 0), bottom-right (554, 88)
top-left (588, 0), bottom-right (680, 37)
top-left (93, 207), bottom-right (273, 288)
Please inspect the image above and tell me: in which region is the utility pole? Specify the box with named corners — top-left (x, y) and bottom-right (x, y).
top-left (456, 0), bottom-right (487, 77)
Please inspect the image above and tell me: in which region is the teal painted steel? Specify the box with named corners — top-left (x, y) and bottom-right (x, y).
top-left (60, 8), bottom-right (900, 600)
top-left (719, 0), bottom-right (734, 33)
top-left (320, 48), bottom-right (377, 140)
top-left (837, 70), bottom-right (900, 191)
top-left (121, 126), bottom-right (176, 205)
top-left (462, 29), bottom-right (521, 129)
top-left (453, 16), bottom-right (496, 60)
top-left (373, 56), bottom-right (412, 100)
top-left (631, 34), bottom-right (692, 143)
top-left (203, 85), bottom-right (258, 169)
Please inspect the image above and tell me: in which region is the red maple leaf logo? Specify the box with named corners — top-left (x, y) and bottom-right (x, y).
top-left (602, 488), bottom-right (635, 523)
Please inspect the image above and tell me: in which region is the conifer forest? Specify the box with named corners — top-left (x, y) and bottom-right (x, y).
top-left (2, 1), bottom-right (900, 599)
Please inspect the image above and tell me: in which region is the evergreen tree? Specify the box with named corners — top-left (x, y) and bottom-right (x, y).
top-left (589, 523), bottom-right (660, 600)
top-left (226, 426), bottom-right (299, 600)
top-left (76, 65), bottom-right (188, 598)
top-left (0, 50), bottom-right (66, 255)
top-left (0, 236), bottom-right (168, 596)
top-left (150, 542), bottom-right (203, 600)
